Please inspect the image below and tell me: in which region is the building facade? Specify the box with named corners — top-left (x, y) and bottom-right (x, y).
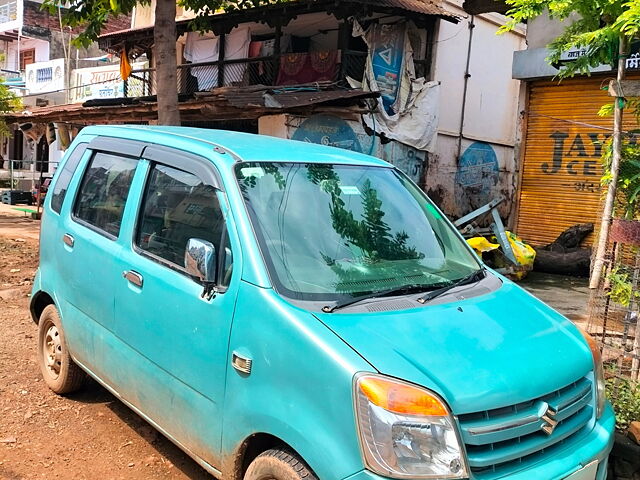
top-left (0, 0), bottom-right (129, 188)
top-left (4, 0), bottom-right (526, 228)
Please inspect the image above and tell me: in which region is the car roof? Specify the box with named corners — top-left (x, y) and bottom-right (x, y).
top-left (80, 125), bottom-right (392, 168)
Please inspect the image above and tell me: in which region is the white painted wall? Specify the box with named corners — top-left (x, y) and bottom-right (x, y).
top-left (5, 37), bottom-right (49, 71)
top-left (0, 0), bottom-right (23, 34)
top-left (428, 0), bottom-right (526, 220)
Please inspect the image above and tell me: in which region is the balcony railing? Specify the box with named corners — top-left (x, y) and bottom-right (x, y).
top-left (121, 51), bottom-right (368, 99)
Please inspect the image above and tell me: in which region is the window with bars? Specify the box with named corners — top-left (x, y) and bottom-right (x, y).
top-left (36, 67), bottom-right (52, 83)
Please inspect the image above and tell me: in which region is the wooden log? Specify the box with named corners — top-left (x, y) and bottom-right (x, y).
top-left (549, 223), bottom-right (594, 249)
top-left (534, 248), bottom-right (591, 277)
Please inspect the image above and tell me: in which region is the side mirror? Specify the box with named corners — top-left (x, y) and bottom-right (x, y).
top-left (185, 238), bottom-right (217, 284)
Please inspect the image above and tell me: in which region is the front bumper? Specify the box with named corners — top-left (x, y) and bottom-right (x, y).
top-left (343, 402), bottom-right (615, 480)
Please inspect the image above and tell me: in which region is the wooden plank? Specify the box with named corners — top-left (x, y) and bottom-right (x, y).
top-left (608, 79), bottom-right (640, 97)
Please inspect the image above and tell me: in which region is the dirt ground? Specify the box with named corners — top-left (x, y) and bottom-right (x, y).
top-left (0, 209), bottom-right (593, 480)
top-left (0, 213), bottom-right (211, 480)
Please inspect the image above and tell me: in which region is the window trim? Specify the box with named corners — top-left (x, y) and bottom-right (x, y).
top-left (89, 136), bottom-right (147, 158)
top-left (71, 149), bottom-right (139, 241)
top-left (49, 142), bottom-right (89, 215)
top-left (142, 145), bottom-right (223, 191)
top-left (131, 159), bottom-right (231, 292)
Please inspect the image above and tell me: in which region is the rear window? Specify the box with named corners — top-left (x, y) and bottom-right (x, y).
top-left (50, 144), bottom-right (87, 213)
top-left (73, 152), bottom-right (137, 238)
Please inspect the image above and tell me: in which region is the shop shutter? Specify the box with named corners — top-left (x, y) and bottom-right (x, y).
top-left (516, 74), bottom-right (640, 246)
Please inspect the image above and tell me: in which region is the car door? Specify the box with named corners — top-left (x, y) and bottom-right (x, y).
top-left (56, 139), bottom-right (142, 377)
top-left (112, 148), bottom-right (239, 470)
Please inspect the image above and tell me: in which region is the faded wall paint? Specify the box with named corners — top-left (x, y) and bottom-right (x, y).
top-left (258, 113), bottom-right (518, 221)
top-left (425, 135), bottom-right (517, 221)
top-left (259, 113), bottom-right (427, 185)
top-left (429, 1), bottom-right (525, 223)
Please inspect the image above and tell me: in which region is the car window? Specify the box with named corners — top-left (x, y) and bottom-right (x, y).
top-left (74, 152), bottom-right (138, 238)
top-left (50, 143), bottom-right (88, 213)
top-left (136, 164), bottom-right (232, 285)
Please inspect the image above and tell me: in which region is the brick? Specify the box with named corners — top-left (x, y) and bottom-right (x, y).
top-left (23, 0), bottom-right (131, 36)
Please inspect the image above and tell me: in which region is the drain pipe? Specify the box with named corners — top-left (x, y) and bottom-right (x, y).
top-left (457, 15), bottom-right (475, 161)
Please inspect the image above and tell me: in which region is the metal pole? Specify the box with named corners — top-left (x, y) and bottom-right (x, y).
top-left (590, 36), bottom-right (629, 289)
top-left (456, 15), bottom-right (475, 161)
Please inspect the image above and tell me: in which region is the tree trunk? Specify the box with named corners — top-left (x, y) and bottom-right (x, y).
top-left (590, 35), bottom-right (629, 288)
top-left (154, 0), bottom-right (180, 125)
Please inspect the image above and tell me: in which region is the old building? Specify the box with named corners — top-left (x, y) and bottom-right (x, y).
top-left (465, 0), bottom-right (639, 246)
top-left (4, 0), bottom-right (525, 225)
top-left (0, 0), bottom-right (129, 188)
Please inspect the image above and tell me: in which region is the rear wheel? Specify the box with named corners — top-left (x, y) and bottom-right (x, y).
top-left (244, 448), bottom-right (317, 480)
top-left (37, 304), bottom-right (86, 394)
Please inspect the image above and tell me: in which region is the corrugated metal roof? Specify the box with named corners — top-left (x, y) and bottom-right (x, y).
top-left (4, 86), bottom-right (378, 124)
top-left (370, 0), bottom-right (456, 17)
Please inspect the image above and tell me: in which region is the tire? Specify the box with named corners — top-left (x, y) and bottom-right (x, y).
top-left (244, 448), bottom-right (317, 480)
top-left (37, 304), bottom-right (86, 394)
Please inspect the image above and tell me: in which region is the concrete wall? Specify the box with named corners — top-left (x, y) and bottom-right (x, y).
top-left (429, 0), bottom-right (526, 221)
top-left (258, 113), bottom-right (428, 186)
top-left (526, 10), bottom-right (579, 49)
top-left (255, 4), bottom-right (527, 223)
top-left (5, 36), bottom-right (48, 71)
top-left (0, 0), bottom-right (23, 34)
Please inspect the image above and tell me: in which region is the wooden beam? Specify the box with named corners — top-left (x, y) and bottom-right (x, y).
top-left (608, 79), bottom-right (640, 97)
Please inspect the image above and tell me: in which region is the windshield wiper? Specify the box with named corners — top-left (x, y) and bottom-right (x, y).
top-left (416, 268), bottom-right (486, 305)
top-left (322, 284), bottom-right (435, 313)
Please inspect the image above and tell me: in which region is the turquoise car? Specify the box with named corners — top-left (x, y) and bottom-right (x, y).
top-left (32, 126), bottom-right (614, 480)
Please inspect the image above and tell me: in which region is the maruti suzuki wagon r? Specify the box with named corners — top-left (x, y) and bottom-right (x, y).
top-left (32, 125), bottom-right (614, 480)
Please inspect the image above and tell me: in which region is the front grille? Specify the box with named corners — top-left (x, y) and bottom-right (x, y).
top-left (458, 375), bottom-right (594, 478)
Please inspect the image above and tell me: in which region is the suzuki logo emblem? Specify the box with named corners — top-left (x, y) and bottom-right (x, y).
top-left (540, 403), bottom-right (558, 435)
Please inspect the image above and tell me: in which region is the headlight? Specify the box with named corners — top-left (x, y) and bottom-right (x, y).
top-left (354, 373), bottom-right (468, 478)
top-left (578, 328), bottom-right (606, 418)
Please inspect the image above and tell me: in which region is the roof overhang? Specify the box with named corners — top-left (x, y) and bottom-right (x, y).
top-left (0, 29), bottom-right (20, 41)
top-left (3, 86), bottom-right (380, 125)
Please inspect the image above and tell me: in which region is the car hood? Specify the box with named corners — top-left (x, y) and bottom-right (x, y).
top-left (313, 278), bottom-right (593, 415)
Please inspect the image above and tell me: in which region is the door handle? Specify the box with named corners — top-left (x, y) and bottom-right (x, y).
top-left (123, 270), bottom-right (143, 288)
top-left (62, 233), bottom-right (74, 248)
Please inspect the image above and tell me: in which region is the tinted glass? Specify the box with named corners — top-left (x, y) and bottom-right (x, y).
top-left (50, 143), bottom-right (87, 213)
top-left (74, 152), bottom-right (137, 237)
top-left (236, 162), bottom-right (481, 301)
top-left (136, 164), bottom-right (230, 282)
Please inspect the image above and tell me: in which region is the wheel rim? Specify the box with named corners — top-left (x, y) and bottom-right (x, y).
top-left (43, 323), bottom-right (62, 379)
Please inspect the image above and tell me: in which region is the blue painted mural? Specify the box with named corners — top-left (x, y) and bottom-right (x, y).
top-left (291, 115), bottom-right (362, 152)
top-left (290, 114), bottom-right (425, 184)
top-left (455, 142), bottom-right (499, 207)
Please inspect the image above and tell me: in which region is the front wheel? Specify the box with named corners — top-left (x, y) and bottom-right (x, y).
top-left (244, 448), bottom-right (318, 480)
top-left (37, 304), bottom-right (86, 394)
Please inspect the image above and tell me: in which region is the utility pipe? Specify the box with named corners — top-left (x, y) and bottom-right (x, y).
top-left (456, 15), bottom-right (475, 161)
top-left (590, 36), bottom-right (629, 289)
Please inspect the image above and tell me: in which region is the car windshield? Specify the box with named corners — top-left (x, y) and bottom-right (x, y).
top-left (236, 162), bottom-right (482, 302)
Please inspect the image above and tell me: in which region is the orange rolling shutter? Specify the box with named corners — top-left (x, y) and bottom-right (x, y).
top-left (516, 74), bottom-right (640, 246)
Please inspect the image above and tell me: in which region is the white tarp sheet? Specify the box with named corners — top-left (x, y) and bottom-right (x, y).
top-left (351, 21), bottom-right (439, 153)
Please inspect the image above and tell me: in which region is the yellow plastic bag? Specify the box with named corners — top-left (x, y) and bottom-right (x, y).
top-left (491, 231), bottom-right (536, 280)
top-left (467, 237), bottom-right (500, 256)
top-left (505, 231), bottom-right (536, 268)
